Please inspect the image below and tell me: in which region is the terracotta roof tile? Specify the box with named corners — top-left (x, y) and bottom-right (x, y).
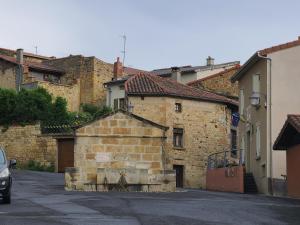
top-left (0, 47), bottom-right (53, 60)
top-left (123, 66), bottom-right (147, 75)
top-left (125, 73), bottom-right (238, 106)
top-left (259, 37), bottom-right (300, 56)
top-left (0, 54), bottom-right (64, 74)
top-left (273, 114), bottom-right (300, 150)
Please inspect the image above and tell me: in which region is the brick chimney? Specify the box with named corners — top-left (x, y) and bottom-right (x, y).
top-left (113, 57), bottom-right (123, 80)
top-left (206, 56), bottom-right (214, 66)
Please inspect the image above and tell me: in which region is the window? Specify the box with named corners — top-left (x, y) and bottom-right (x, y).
top-left (119, 98), bottom-right (125, 110)
top-left (231, 129), bottom-right (237, 157)
top-left (173, 128), bottom-right (184, 148)
top-left (239, 89), bottom-right (244, 115)
top-left (175, 103), bottom-right (182, 112)
top-left (256, 125), bottom-right (261, 158)
top-left (252, 74), bottom-right (260, 93)
top-left (114, 98), bottom-right (125, 110)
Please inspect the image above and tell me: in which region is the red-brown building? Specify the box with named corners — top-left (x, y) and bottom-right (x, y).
top-left (273, 114), bottom-right (300, 198)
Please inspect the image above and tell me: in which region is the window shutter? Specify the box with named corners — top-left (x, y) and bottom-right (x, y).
top-left (239, 89), bottom-right (244, 115)
top-left (256, 126), bottom-right (261, 157)
top-left (253, 74), bottom-right (260, 93)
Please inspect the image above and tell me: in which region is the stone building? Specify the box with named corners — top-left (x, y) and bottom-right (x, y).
top-left (105, 57), bottom-right (239, 110)
top-left (62, 110), bottom-right (176, 192)
top-left (117, 73), bottom-right (238, 188)
top-left (0, 47), bottom-right (144, 111)
top-left (187, 65), bottom-right (240, 99)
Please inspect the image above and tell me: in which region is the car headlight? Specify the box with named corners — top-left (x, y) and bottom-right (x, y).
top-left (0, 168), bottom-right (9, 178)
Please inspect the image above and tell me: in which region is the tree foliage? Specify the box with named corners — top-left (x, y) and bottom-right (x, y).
top-left (0, 88), bottom-right (112, 127)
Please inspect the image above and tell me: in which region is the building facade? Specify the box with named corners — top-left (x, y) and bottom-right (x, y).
top-left (231, 36), bottom-right (300, 195)
top-left (122, 74), bottom-right (238, 188)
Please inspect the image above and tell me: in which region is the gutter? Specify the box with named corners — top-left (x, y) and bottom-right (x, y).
top-left (257, 52), bottom-right (273, 195)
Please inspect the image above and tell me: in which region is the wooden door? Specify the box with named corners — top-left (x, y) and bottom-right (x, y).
top-left (57, 139), bottom-right (74, 173)
top-left (173, 165), bottom-right (184, 188)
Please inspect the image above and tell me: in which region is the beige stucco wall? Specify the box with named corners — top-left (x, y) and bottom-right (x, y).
top-left (129, 96), bottom-right (232, 188)
top-left (269, 45), bottom-right (300, 179)
top-left (0, 124), bottom-right (57, 167)
top-left (237, 59), bottom-right (268, 194)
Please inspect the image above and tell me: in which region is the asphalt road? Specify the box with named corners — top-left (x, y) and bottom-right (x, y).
top-left (0, 170), bottom-right (300, 225)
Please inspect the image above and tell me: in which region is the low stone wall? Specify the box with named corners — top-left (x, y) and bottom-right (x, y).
top-left (0, 124), bottom-right (57, 168)
top-left (65, 167), bottom-right (176, 192)
top-left (206, 166), bottom-right (244, 193)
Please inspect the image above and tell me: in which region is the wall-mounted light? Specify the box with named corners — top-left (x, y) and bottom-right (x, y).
top-left (249, 92), bottom-right (267, 108)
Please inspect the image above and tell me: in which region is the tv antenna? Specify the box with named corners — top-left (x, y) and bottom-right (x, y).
top-left (34, 46), bottom-right (38, 54)
top-left (120, 34), bottom-right (126, 66)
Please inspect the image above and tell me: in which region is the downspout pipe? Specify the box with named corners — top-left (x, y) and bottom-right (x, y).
top-left (257, 52), bottom-right (273, 195)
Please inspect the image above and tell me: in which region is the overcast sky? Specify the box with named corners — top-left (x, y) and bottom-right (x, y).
top-left (0, 0), bottom-right (299, 70)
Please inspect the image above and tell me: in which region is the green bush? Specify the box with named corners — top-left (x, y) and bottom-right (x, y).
top-left (0, 88), bottom-right (113, 128)
top-left (0, 88), bottom-right (72, 126)
top-left (81, 103), bottom-right (112, 119)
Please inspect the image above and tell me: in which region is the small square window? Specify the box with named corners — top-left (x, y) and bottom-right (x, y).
top-left (173, 128), bottom-right (184, 148)
top-left (175, 103), bottom-right (182, 112)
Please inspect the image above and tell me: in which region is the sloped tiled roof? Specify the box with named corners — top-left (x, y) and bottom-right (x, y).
top-left (0, 54), bottom-right (64, 74)
top-left (125, 73), bottom-right (238, 106)
top-left (273, 114), bottom-right (300, 150)
top-left (259, 37), bottom-right (300, 56)
top-left (0, 47), bottom-right (53, 60)
top-left (231, 37), bottom-right (300, 82)
top-left (123, 66), bottom-right (147, 75)
top-left (187, 65), bottom-right (240, 86)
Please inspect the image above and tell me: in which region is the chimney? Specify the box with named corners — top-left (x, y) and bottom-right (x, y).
top-left (113, 57), bottom-right (123, 80)
top-left (15, 49), bottom-right (24, 91)
top-left (206, 56), bottom-right (214, 66)
top-left (171, 67), bottom-right (181, 83)
top-left (16, 48), bottom-right (24, 64)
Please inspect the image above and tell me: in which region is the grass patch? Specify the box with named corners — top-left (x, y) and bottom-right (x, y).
top-left (19, 160), bottom-right (55, 172)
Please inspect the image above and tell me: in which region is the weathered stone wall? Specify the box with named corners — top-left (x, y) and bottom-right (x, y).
top-left (129, 96), bottom-right (232, 188)
top-left (67, 112), bottom-right (175, 192)
top-left (93, 59), bottom-right (114, 106)
top-left (0, 48), bottom-right (48, 63)
top-left (189, 67), bottom-right (239, 98)
top-left (0, 124), bottom-right (57, 167)
top-left (36, 80), bottom-right (80, 111)
top-left (43, 56), bottom-right (114, 106)
top-left (0, 61), bottom-right (16, 89)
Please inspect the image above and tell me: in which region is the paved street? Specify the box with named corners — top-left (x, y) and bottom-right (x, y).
top-left (0, 170), bottom-right (300, 225)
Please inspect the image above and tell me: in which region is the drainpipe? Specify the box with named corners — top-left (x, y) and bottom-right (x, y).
top-left (16, 48), bottom-right (24, 92)
top-left (257, 52), bottom-right (273, 195)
